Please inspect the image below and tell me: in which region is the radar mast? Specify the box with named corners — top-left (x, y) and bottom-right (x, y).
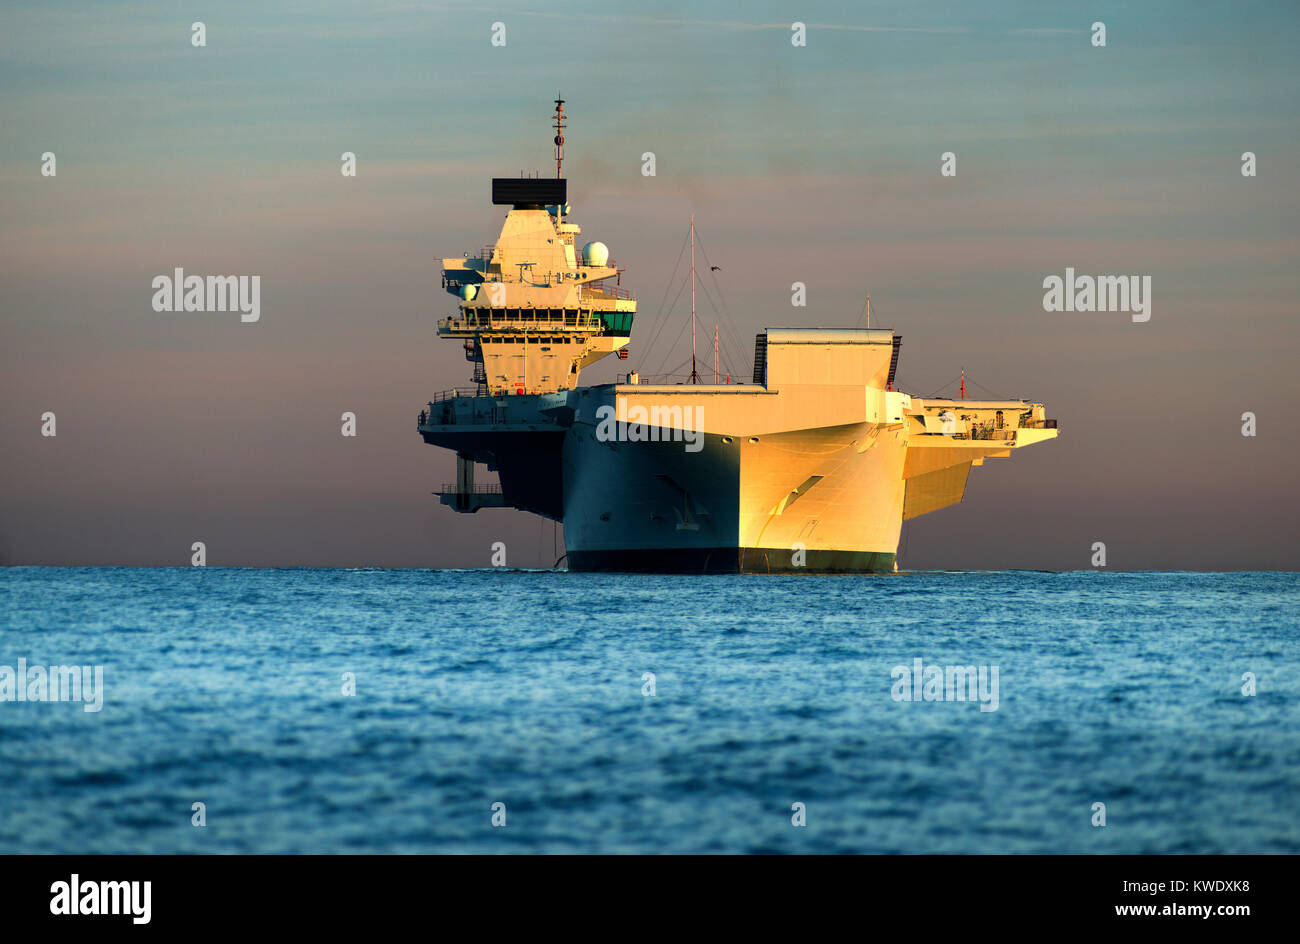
top-left (553, 96), bottom-right (565, 179)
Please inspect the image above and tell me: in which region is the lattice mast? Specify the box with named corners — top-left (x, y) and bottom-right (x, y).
top-left (689, 215), bottom-right (700, 384)
top-left (553, 96), bottom-right (566, 179)
top-left (713, 325), bottom-right (719, 383)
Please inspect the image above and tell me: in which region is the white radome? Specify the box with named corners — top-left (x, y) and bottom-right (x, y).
top-left (581, 241), bottom-right (609, 267)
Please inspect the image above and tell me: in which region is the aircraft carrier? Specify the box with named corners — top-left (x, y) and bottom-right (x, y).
top-left (417, 100), bottom-right (1059, 573)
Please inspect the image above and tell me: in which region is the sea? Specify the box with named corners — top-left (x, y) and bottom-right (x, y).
top-left (1, 568), bottom-right (1296, 854)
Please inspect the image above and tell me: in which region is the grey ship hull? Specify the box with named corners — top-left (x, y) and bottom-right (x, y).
top-left (419, 331), bottom-right (1056, 575)
top-left (421, 374), bottom-right (913, 574)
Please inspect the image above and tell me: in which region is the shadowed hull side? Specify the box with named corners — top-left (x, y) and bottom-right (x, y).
top-left (559, 410), bottom-right (907, 571)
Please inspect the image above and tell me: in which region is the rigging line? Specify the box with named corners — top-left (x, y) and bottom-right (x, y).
top-left (637, 226), bottom-right (691, 367)
top-left (720, 355), bottom-right (740, 383)
top-left (637, 237), bottom-right (690, 368)
top-left (693, 273), bottom-right (724, 324)
top-left (697, 276), bottom-right (752, 377)
top-left (640, 265), bottom-right (690, 369)
top-left (639, 225), bottom-right (694, 364)
top-left (715, 328), bottom-right (744, 380)
top-left (705, 290), bottom-right (752, 378)
top-left (927, 378), bottom-right (959, 399)
top-left (714, 336), bottom-right (736, 381)
top-left (653, 312), bottom-right (693, 376)
top-left (708, 338), bottom-right (734, 383)
top-left (691, 277), bottom-right (739, 375)
top-left (963, 374), bottom-right (1008, 400)
top-left (725, 346), bottom-right (745, 383)
top-left (692, 271), bottom-right (751, 376)
top-left (728, 326), bottom-right (754, 379)
top-left (855, 292), bottom-right (887, 330)
top-left (694, 244), bottom-right (735, 328)
top-left (644, 357), bottom-right (693, 384)
top-left (691, 228), bottom-right (753, 374)
top-left (726, 319), bottom-right (753, 379)
top-left (716, 302), bottom-right (753, 378)
top-left (650, 290), bottom-right (693, 375)
top-left (693, 228), bottom-right (732, 314)
top-left (648, 224), bottom-right (690, 330)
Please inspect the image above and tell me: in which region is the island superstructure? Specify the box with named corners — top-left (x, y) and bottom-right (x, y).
top-left (418, 99), bottom-right (1058, 572)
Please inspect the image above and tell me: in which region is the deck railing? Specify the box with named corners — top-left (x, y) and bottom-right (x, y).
top-left (435, 484), bottom-right (503, 495)
top-left (581, 283), bottom-right (634, 301)
top-left (440, 311), bottom-right (607, 331)
top-left (618, 373), bottom-right (743, 386)
top-left (427, 387), bottom-right (488, 403)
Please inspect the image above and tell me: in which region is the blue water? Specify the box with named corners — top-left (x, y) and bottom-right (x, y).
top-left (1, 568), bottom-right (1297, 853)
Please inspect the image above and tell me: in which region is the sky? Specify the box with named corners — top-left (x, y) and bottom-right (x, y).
top-left (1, 0), bottom-right (1298, 569)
